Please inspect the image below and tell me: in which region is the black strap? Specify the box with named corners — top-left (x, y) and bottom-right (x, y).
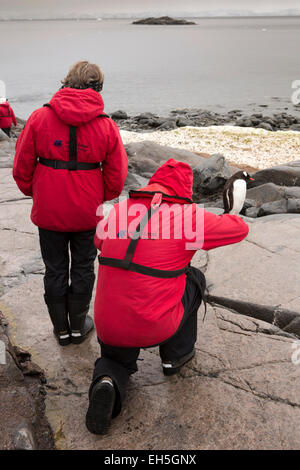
top-left (38, 157), bottom-right (100, 170)
top-left (99, 257), bottom-right (189, 278)
top-left (98, 204), bottom-right (207, 319)
top-left (69, 125), bottom-right (77, 161)
top-left (129, 190), bottom-right (193, 205)
top-left (98, 206), bottom-right (189, 277)
top-left (40, 104), bottom-right (109, 170)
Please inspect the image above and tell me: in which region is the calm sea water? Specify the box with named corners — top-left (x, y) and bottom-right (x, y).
top-left (1, 17), bottom-right (300, 119)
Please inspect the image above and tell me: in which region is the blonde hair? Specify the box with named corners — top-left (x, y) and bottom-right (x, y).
top-left (61, 61), bottom-right (104, 91)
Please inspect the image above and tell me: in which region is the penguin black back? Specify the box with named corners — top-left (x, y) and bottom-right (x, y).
top-left (223, 171), bottom-right (254, 214)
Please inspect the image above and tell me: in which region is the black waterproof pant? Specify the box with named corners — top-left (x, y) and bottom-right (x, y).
top-left (38, 228), bottom-right (97, 298)
top-left (1, 127), bottom-right (11, 137)
top-left (89, 266), bottom-right (206, 417)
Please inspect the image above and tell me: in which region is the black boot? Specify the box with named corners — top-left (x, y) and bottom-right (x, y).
top-left (86, 377), bottom-right (115, 435)
top-left (44, 295), bottom-right (71, 346)
top-left (68, 293), bottom-right (94, 344)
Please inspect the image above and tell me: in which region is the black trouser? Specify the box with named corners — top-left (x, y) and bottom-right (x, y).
top-left (38, 228), bottom-right (97, 298)
top-left (89, 266), bottom-right (206, 417)
top-left (1, 127), bottom-right (11, 137)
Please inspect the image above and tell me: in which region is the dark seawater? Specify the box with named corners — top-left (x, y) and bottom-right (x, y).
top-left (1, 17), bottom-right (300, 119)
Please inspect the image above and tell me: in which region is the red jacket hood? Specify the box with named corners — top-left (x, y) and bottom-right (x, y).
top-left (145, 159), bottom-right (193, 200)
top-left (0, 102), bottom-right (10, 107)
top-left (49, 87), bottom-right (105, 126)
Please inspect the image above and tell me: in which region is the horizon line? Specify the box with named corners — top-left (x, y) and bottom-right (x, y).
top-left (1, 14), bottom-right (300, 22)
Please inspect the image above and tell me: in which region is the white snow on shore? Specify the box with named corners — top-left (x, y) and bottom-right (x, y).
top-left (120, 125), bottom-right (300, 170)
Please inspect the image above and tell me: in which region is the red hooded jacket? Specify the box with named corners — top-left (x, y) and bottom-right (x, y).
top-left (0, 101), bottom-right (17, 129)
top-left (94, 159), bottom-right (249, 348)
top-left (13, 88), bottom-right (128, 232)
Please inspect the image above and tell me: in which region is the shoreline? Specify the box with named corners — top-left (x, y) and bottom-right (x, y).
top-left (112, 107), bottom-right (300, 133)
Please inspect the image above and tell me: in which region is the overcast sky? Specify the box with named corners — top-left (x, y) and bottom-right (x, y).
top-left (1, 0), bottom-right (300, 18)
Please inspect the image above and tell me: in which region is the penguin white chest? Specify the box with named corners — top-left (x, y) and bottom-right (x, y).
top-left (230, 179), bottom-right (247, 215)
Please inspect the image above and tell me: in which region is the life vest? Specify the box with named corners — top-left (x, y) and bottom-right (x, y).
top-left (98, 190), bottom-right (207, 319)
top-left (38, 103), bottom-right (109, 171)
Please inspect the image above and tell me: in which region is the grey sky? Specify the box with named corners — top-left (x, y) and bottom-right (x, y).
top-left (1, 0), bottom-right (300, 18)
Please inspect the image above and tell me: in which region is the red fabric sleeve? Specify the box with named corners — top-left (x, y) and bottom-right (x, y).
top-left (202, 209), bottom-right (249, 251)
top-left (13, 113), bottom-right (37, 196)
top-left (102, 121), bottom-right (128, 202)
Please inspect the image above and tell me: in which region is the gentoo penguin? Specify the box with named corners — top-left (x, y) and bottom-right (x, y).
top-left (223, 171), bottom-right (254, 215)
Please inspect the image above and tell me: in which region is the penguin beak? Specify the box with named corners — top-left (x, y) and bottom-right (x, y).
top-left (249, 177), bottom-right (255, 181)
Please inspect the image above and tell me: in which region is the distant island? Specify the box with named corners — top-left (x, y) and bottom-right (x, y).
top-left (132, 16), bottom-right (196, 25)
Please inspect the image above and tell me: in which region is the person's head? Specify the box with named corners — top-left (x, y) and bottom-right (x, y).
top-left (61, 61), bottom-right (104, 92)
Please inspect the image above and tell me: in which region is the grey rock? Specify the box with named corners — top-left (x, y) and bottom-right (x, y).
top-left (246, 183), bottom-right (285, 205)
top-left (204, 213), bottom-right (300, 313)
top-left (14, 424), bottom-right (35, 450)
top-left (128, 156), bottom-right (159, 178)
top-left (258, 199), bottom-right (288, 216)
top-left (245, 206), bottom-right (259, 218)
top-left (285, 187), bottom-right (300, 198)
top-left (250, 161), bottom-right (300, 188)
top-left (111, 110), bottom-right (128, 120)
top-left (193, 154), bottom-right (231, 200)
top-left (256, 122), bottom-right (273, 131)
top-left (123, 172), bottom-right (141, 191)
top-left (287, 198), bottom-right (300, 213)
top-left (135, 112), bottom-right (159, 121)
top-left (124, 141), bottom-right (205, 169)
top-left (157, 120), bottom-right (178, 130)
top-left (176, 117), bottom-right (193, 127)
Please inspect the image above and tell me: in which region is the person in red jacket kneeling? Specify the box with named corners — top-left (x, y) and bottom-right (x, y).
top-left (13, 61), bottom-right (128, 347)
top-left (0, 97), bottom-right (17, 137)
top-left (86, 158), bottom-right (249, 435)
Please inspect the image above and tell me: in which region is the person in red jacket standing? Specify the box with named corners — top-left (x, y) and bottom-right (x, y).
top-left (13, 61), bottom-right (128, 347)
top-left (0, 97), bottom-right (17, 137)
top-left (85, 158), bottom-right (249, 435)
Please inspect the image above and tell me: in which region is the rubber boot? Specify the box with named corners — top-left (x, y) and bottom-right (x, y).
top-left (86, 377), bottom-right (115, 435)
top-left (44, 295), bottom-right (71, 346)
top-left (68, 293), bottom-right (94, 344)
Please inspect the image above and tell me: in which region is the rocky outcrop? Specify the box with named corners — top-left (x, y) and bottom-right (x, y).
top-left (250, 161), bottom-right (300, 188)
top-left (0, 313), bottom-right (54, 450)
top-left (112, 109), bottom-right (300, 133)
top-left (132, 16), bottom-right (196, 25)
top-left (235, 112), bottom-right (300, 132)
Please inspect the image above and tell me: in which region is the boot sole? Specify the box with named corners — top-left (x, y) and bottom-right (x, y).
top-left (162, 349), bottom-right (195, 376)
top-left (71, 324), bottom-right (94, 344)
top-left (53, 330), bottom-right (71, 347)
top-left (58, 337), bottom-right (71, 347)
top-left (86, 382), bottom-right (115, 435)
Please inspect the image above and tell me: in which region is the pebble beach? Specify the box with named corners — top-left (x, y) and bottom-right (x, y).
top-left (120, 125), bottom-right (300, 170)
